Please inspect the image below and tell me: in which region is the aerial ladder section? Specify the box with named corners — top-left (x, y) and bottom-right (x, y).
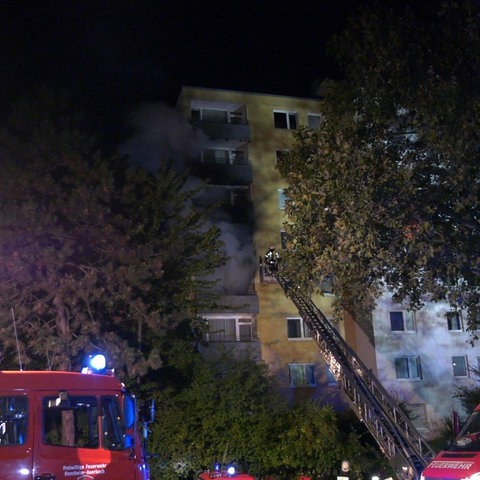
top-left (274, 272), bottom-right (435, 480)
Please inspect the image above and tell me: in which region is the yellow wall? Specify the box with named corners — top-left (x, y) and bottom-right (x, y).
top-left (177, 87), bottom-right (366, 403)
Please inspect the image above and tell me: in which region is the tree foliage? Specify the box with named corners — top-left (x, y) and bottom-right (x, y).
top-left (149, 350), bottom-right (285, 479)
top-left (278, 1), bottom-right (480, 330)
top-left (0, 88), bottom-right (226, 378)
top-left (454, 367), bottom-right (480, 415)
top-left (148, 347), bottom-right (385, 480)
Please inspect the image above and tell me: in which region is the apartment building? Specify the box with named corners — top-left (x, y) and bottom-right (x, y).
top-left (176, 86), bottom-right (351, 407)
top-left (373, 294), bottom-right (480, 435)
top-left (175, 86), bottom-right (480, 434)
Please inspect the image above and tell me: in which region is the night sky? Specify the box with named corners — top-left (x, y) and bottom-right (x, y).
top-left (0, 1), bottom-right (359, 145)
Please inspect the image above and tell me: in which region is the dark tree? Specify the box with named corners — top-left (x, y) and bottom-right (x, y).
top-left (148, 346), bottom-right (385, 480)
top-left (278, 1), bottom-right (480, 331)
top-left (0, 88), bottom-right (226, 377)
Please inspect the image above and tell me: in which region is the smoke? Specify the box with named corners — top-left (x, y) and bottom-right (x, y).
top-left (214, 221), bottom-right (257, 294)
top-left (120, 102), bottom-right (206, 172)
top-left (120, 102), bottom-right (257, 296)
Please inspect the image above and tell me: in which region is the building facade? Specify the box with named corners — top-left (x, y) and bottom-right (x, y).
top-left (176, 86), bottom-right (480, 435)
top-left (373, 293), bottom-right (480, 435)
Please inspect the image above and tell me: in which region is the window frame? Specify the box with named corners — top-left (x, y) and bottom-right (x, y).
top-left (288, 363), bottom-right (316, 387)
top-left (278, 189), bottom-right (286, 210)
top-left (101, 395), bottom-right (127, 451)
top-left (273, 110), bottom-right (297, 130)
top-left (406, 403), bottom-right (428, 431)
top-left (452, 355), bottom-right (468, 377)
top-left (205, 315), bottom-right (254, 342)
top-left (275, 149), bottom-right (289, 165)
top-left (447, 311), bottom-right (463, 331)
top-left (394, 356), bottom-right (422, 380)
top-left (0, 396), bottom-right (28, 447)
top-left (326, 367), bottom-right (338, 386)
top-left (192, 107), bottom-right (245, 125)
top-left (42, 395), bottom-right (99, 449)
top-left (389, 311), bottom-right (415, 332)
top-left (201, 148), bottom-right (247, 165)
top-left (287, 317), bottom-right (311, 340)
top-left (307, 113), bottom-right (323, 129)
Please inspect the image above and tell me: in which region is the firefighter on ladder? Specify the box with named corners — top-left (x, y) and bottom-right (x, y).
top-left (264, 245), bottom-right (280, 275)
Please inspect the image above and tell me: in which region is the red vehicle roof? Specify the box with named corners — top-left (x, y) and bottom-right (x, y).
top-left (0, 370), bottom-right (125, 392)
top-left (199, 472), bottom-right (255, 480)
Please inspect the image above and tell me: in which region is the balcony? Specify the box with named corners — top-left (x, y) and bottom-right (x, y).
top-left (191, 106), bottom-right (250, 142)
top-left (193, 120), bottom-right (251, 142)
top-left (219, 294), bottom-right (259, 313)
top-left (189, 161), bottom-right (252, 185)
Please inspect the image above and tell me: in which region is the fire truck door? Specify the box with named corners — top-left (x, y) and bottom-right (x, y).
top-left (0, 393), bottom-right (32, 480)
top-left (34, 392), bottom-right (135, 480)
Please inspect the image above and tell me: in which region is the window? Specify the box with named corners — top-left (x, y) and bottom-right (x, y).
top-left (287, 317), bottom-right (311, 339)
top-left (326, 367), bottom-right (338, 385)
top-left (407, 403), bottom-right (428, 431)
top-left (289, 364), bottom-right (316, 387)
top-left (275, 150), bottom-right (289, 165)
top-left (452, 356), bottom-right (468, 377)
top-left (274, 111), bottom-right (297, 129)
top-left (320, 276), bottom-right (334, 294)
top-left (278, 189), bottom-right (286, 210)
top-left (202, 149), bottom-right (246, 165)
top-left (101, 396), bottom-right (127, 451)
top-left (395, 356), bottom-right (422, 379)
top-left (195, 108), bottom-right (228, 123)
top-left (280, 231), bottom-right (288, 249)
top-left (229, 109), bottom-right (244, 124)
top-left (43, 396), bottom-right (99, 448)
top-left (390, 311), bottom-right (415, 331)
top-left (229, 187), bottom-right (249, 207)
top-left (307, 113), bottom-right (323, 129)
top-left (447, 311), bottom-right (462, 331)
top-left (0, 396), bottom-right (27, 446)
top-left (192, 107), bottom-right (245, 124)
top-left (206, 316), bottom-right (253, 342)
top-left (202, 149), bottom-right (228, 164)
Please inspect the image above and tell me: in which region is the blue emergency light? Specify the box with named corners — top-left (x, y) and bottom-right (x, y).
top-left (82, 354), bottom-right (107, 374)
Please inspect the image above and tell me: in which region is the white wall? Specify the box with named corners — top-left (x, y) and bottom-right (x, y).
top-left (372, 292), bottom-right (480, 436)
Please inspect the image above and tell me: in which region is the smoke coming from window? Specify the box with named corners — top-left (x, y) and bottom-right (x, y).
top-left (120, 102), bottom-right (206, 172)
top-left (120, 102), bottom-right (257, 295)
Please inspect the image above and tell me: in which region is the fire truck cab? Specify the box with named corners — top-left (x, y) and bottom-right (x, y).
top-left (421, 404), bottom-right (480, 480)
top-left (0, 358), bottom-right (150, 480)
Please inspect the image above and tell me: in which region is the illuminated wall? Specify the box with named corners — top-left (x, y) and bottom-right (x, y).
top-left (244, 92), bottom-right (346, 404)
top-left (373, 292), bottom-right (480, 436)
top-left (177, 87), bottom-right (351, 406)
top-left (176, 86), bottom-right (480, 435)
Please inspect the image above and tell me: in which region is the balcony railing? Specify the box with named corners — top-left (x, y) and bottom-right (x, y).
top-left (192, 119), bottom-right (251, 142)
top-left (189, 161), bottom-right (253, 185)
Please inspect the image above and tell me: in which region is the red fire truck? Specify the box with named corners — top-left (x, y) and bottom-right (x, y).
top-left (0, 355), bottom-right (152, 480)
top-left (421, 404), bottom-right (480, 480)
top-left (199, 465), bottom-right (255, 480)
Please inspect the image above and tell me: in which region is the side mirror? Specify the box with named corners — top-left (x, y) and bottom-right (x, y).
top-left (139, 399), bottom-right (155, 424)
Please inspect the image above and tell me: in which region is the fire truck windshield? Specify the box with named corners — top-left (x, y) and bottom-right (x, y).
top-left (43, 395), bottom-right (128, 450)
top-left (450, 411), bottom-right (480, 452)
top-left (0, 396), bottom-right (28, 446)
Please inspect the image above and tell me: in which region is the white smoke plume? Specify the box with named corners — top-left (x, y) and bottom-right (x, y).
top-left (120, 102), bottom-right (206, 172)
top-left (119, 102), bottom-right (257, 296)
